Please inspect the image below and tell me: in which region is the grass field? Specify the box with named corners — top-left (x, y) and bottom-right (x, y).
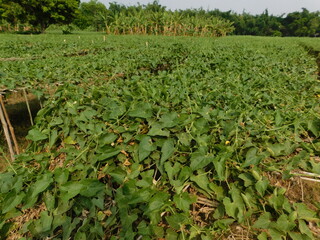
top-left (0, 33), bottom-right (320, 239)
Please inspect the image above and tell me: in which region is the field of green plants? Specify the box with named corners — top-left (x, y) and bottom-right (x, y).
top-left (0, 33), bottom-right (320, 239)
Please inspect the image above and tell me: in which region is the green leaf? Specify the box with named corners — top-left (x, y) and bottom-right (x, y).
top-left (28, 211), bottom-right (53, 235)
top-left (64, 136), bottom-right (76, 145)
top-left (288, 232), bottom-right (311, 240)
top-left (49, 129), bottom-right (58, 148)
top-left (190, 148), bottom-right (214, 171)
top-left (60, 181), bottom-right (84, 201)
top-left (52, 214), bottom-right (69, 232)
top-left (98, 133), bottom-right (118, 145)
top-left (160, 138), bottom-right (175, 166)
top-left (60, 179), bottom-right (104, 201)
top-left (74, 232), bottom-right (86, 240)
top-left (268, 188), bottom-right (290, 212)
top-left (173, 192), bottom-right (196, 212)
top-left (194, 134), bottom-right (211, 147)
top-left (0, 172), bottom-right (15, 193)
top-left (145, 192), bottom-right (169, 224)
top-left (164, 162), bottom-right (184, 192)
top-left (307, 119), bottom-right (320, 137)
top-left (298, 220), bottom-right (314, 239)
top-left (209, 183), bottom-right (225, 201)
top-left (62, 217), bottom-right (80, 239)
top-left (257, 232), bottom-right (268, 240)
top-left (165, 213), bottom-right (189, 230)
top-left (43, 192), bottom-right (55, 211)
top-left (193, 118), bottom-right (209, 135)
top-left (255, 179), bottom-right (269, 196)
top-left (223, 186), bottom-right (245, 222)
top-left (223, 197), bottom-right (237, 219)
top-left (128, 102), bottom-right (153, 118)
top-left (267, 142), bottom-right (295, 157)
top-left (108, 168), bottom-right (127, 184)
top-left (54, 199), bottom-right (74, 215)
top-left (137, 220), bottom-right (152, 236)
top-left (242, 148), bottom-right (264, 168)
top-left (136, 170), bottom-right (154, 188)
top-left (294, 203), bottom-right (317, 221)
top-left (139, 135), bottom-right (156, 162)
top-left (239, 173), bottom-right (255, 187)
top-left (148, 123), bottom-right (170, 137)
top-left (146, 192), bottom-right (169, 214)
top-left (166, 228), bottom-right (178, 240)
top-left (269, 228), bottom-right (284, 240)
top-left (275, 111), bottom-right (283, 126)
top-left (198, 106), bottom-right (212, 120)
top-left (275, 214), bottom-right (296, 232)
top-left (97, 148), bottom-right (121, 161)
top-left (2, 190), bottom-right (25, 213)
top-left (177, 132), bottom-right (192, 146)
top-left (190, 172), bottom-right (211, 194)
top-left (24, 173), bottom-right (53, 209)
top-left (79, 179), bottom-right (105, 197)
top-left (26, 129), bottom-right (48, 141)
top-left (213, 218), bottom-right (235, 230)
top-left (164, 161), bottom-right (181, 182)
top-left (102, 100), bottom-right (126, 120)
top-left (160, 112), bottom-right (179, 128)
top-left (178, 166), bottom-right (192, 182)
top-left (54, 168), bottom-right (70, 185)
top-left (212, 153), bottom-right (228, 181)
top-left (80, 108), bottom-right (97, 120)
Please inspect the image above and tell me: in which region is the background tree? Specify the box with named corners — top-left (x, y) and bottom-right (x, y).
top-left (282, 8), bottom-right (320, 36)
top-left (1, 0), bottom-right (80, 32)
top-left (0, 0), bottom-right (27, 31)
top-left (74, 0), bottom-right (108, 31)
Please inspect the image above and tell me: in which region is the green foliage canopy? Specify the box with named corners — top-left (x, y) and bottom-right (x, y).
top-left (1, 0), bottom-right (80, 32)
top-left (73, 0), bottom-right (108, 31)
top-left (282, 8), bottom-right (320, 36)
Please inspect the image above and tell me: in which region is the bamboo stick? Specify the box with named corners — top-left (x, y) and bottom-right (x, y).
top-left (0, 95), bottom-right (19, 154)
top-left (291, 171), bottom-right (320, 178)
top-left (23, 88), bottom-right (34, 126)
top-left (299, 171), bottom-right (320, 178)
top-left (0, 97), bottom-right (15, 161)
top-left (300, 177), bottom-right (320, 183)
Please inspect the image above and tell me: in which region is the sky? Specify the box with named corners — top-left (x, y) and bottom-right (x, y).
top-left (83, 0), bottom-right (320, 16)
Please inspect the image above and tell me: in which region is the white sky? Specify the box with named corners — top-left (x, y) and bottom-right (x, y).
top-left (82, 0), bottom-right (320, 15)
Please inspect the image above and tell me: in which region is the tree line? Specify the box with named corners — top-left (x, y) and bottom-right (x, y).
top-left (0, 0), bottom-right (319, 37)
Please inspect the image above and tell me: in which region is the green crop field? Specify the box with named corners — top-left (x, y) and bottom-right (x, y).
top-left (0, 33), bottom-right (320, 239)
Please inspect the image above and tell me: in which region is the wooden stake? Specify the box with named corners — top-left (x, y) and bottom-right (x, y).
top-left (0, 95), bottom-right (19, 154)
top-left (0, 97), bottom-right (15, 161)
top-left (38, 96), bottom-right (43, 109)
top-left (23, 88), bottom-right (34, 126)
